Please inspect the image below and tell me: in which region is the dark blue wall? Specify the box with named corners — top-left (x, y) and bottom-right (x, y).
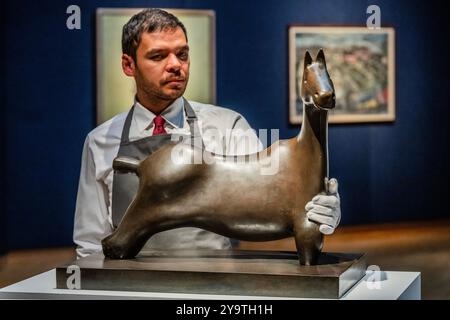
top-left (1, 0), bottom-right (6, 255)
top-left (2, 0), bottom-right (449, 249)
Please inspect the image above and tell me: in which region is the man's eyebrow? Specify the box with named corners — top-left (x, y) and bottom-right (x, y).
top-left (146, 48), bottom-right (167, 55)
top-left (145, 45), bottom-right (189, 56)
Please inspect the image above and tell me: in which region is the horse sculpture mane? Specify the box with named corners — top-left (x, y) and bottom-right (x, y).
top-left (102, 49), bottom-right (335, 265)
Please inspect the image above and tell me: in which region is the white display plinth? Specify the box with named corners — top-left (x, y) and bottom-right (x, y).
top-left (0, 269), bottom-right (420, 300)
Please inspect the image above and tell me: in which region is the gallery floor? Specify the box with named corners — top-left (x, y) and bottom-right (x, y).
top-left (1, 219), bottom-right (449, 299)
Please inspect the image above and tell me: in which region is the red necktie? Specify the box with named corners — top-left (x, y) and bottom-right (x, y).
top-left (152, 115), bottom-right (167, 135)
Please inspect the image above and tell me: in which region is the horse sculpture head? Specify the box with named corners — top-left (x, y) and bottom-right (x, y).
top-left (301, 49), bottom-right (335, 110)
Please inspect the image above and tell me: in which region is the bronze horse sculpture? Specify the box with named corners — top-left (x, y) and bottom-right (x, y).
top-left (102, 49), bottom-right (336, 265)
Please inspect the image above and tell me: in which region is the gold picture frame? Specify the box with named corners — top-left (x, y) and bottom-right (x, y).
top-left (96, 8), bottom-right (216, 124)
top-left (289, 26), bottom-right (395, 124)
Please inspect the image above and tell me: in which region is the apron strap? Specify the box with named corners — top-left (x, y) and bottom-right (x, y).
top-left (120, 105), bottom-right (135, 144)
top-left (183, 98), bottom-right (205, 149)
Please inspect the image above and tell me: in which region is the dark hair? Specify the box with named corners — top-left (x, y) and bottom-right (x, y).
top-left (122, 8), bottom-right (188, 61)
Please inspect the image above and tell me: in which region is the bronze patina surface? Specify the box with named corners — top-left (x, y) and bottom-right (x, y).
top-left (102, 50), bottom-right (336, 265)
top-left (57, 250), bottom-right (366, 299)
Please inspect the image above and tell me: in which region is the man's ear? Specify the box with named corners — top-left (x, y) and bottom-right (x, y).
top-left (122, 54), bottom-right (135, 77)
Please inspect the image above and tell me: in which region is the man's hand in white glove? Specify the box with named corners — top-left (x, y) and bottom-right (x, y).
top-left (305, 178), bottom-right (341, 235)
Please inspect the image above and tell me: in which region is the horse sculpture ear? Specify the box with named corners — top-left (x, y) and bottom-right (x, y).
top-left (316, 49), bottom-right (327, 67)
top-left (304, 51), bottom-right (313, 69)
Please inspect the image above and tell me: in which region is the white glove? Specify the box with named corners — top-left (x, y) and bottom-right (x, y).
top-left (305, 178), bottom-right (341, 235)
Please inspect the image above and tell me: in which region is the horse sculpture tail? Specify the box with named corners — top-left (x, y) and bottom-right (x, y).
top-left (113, 157), bottom-right (140, 175)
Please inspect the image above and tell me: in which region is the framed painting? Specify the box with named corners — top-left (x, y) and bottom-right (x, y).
top-left (289, 26), bottom-right (395, 124)
top-left (96, 8), bottom-right (216, 124)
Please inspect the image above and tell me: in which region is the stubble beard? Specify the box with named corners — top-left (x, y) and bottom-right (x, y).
top-left (135, 69), bottom-right (189, 111)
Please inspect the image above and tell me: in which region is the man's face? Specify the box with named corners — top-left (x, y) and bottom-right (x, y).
top-left (124, 27), bottom-right (190, 107)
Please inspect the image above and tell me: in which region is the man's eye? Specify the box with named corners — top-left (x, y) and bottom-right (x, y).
top-left (150, 55), bottom-right (163, 61)
top-left (178, 52), bottom-right (189, 61)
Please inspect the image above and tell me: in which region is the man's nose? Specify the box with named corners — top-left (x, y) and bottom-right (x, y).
top-left (166, 53), bottom-right (181, 72)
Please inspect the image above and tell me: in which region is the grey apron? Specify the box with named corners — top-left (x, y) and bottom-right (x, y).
top-left (111, 99), bottom-right (230, 250)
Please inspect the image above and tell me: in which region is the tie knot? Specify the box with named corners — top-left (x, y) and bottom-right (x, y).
top-left (152, 115), bottom-right (167, 135)
top-left (153, 115), bottom-right (165, 126)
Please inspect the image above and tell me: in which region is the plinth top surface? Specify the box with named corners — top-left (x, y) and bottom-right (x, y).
top-left (69, 250), bottom-right (364, 277)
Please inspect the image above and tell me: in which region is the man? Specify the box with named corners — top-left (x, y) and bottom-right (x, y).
top-left (73, 8), bottom-right (341, 258)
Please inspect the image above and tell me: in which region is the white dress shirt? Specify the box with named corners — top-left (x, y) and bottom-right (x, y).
top-left (73, 97), bottom-right (262, 258)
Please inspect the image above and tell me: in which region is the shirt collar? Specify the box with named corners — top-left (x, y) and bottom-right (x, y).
top-left (133, 97), bottom-right (185, 133)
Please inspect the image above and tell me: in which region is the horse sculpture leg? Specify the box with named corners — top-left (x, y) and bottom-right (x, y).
top-left (293, 216), bottom-right (323, 265)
